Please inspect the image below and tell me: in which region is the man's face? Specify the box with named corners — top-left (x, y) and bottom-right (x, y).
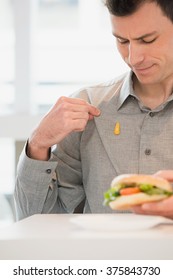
top-left (110, 2), bottom-right (173, 85)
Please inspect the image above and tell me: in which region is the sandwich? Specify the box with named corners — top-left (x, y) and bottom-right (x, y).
top-left (104, 174), bottom-right (173, 210)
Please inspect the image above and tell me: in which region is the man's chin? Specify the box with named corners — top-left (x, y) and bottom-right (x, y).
top-left (132, 71), bottom-right (158, 85)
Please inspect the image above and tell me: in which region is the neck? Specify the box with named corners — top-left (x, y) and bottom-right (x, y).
top-left (133, 75), bottom-right (173, 110)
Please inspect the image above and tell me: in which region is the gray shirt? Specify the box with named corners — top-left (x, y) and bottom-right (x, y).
top-left (14, 71), bottom-right (173, 219)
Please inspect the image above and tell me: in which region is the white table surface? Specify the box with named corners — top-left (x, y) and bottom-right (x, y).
top-left (0, 213), bottom-right (173, 260)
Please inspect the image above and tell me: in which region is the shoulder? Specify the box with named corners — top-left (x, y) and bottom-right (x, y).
top-left (72, 72), bottom-right (129, 107)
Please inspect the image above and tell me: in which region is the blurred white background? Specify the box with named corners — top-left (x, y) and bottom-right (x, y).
top-left (0, 0), bottom-right (128, 225)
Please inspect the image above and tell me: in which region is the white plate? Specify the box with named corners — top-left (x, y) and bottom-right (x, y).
top-left (70, 214), bottom-right (173, 231)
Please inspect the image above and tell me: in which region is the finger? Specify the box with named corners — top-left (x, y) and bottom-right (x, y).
top-left (131, 205), bottom-right (161, 216)
top-left (58, 96), bottom-right (89, 105)
top-left (63, 111), bottom-right (95, 123)
top-left (141, 196), bottom-right (173, 212)
top-left (142, 202), bottom-right (164, 212)
top-left (69, 102), bottom-right (100, 117)
top-left (88, 114), bottom-right (94, 121)
top-left (58, 96), bottom-right (100, 117)
top-left (72, 119), bottom-right (89, 132)
top-left (69, 111), bottom-right (90, 120)
top-left (132, 204), bottom-right (160, 214)
top-left (131, 205), bottom-right (146, 214)
top-left (70, 103), bottom-right (100, 116)
top-left (154, 170), bottom-right (173, 182)
top-left (88, 105), bottom-right (100, 117)
top-left (132, 196), bottom-right (173, 218)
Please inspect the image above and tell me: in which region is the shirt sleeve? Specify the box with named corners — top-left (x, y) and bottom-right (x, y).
top-left (14, 132), bottom-right (85, 220)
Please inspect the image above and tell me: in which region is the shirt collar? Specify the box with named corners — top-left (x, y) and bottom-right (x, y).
top-left (117, 70), bottom-right (136, 110)
top-left (117, 71), bottom-right (173, 111)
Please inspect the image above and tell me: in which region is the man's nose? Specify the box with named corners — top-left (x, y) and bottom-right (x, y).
top-left (126, 43), bottom-right (145, 67)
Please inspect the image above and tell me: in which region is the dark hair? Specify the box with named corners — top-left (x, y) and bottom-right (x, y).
top-left (104, 0), bottom-right (173, 23)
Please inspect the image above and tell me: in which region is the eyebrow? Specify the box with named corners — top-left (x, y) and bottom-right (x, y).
top-left (113, 31), bottom-right (158, 41)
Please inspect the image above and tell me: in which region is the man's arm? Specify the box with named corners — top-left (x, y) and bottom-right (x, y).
top-left (14, 96), bottom-right (100, 219)
top-left (14, 133), bottom-right (86, 220)
top-left (27, 96), bottom-right (100, 160)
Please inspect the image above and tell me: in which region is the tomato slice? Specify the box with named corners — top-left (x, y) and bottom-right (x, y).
top-left (120, 187), bottom-right (141, 196)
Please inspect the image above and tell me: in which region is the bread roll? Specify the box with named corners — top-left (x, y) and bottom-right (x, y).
top-left (109, 174), bottom-right (172, 210)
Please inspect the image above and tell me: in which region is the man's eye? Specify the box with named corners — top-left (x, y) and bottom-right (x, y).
top-left (142, 38), bottom-right (156, 44)
top-left (117, 38), bottom-right (129, 44)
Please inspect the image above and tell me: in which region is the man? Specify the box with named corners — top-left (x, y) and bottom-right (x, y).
top-left (15, 0), bottom-right (173, 219)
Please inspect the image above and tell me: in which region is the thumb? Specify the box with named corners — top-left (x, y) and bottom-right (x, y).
top-left (154, 170), bottom-right (173, 182)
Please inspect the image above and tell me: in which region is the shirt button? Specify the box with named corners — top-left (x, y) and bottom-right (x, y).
top-left (149, 112), bottom-right (154, 117)
top-left (46, 169), bottom-right (52, 174)
top-left (145, 149), bottom-right (151, 155)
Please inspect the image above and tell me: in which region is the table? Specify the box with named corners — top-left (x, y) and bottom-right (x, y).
top-left (0, 214), bottom-right (173, 260)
